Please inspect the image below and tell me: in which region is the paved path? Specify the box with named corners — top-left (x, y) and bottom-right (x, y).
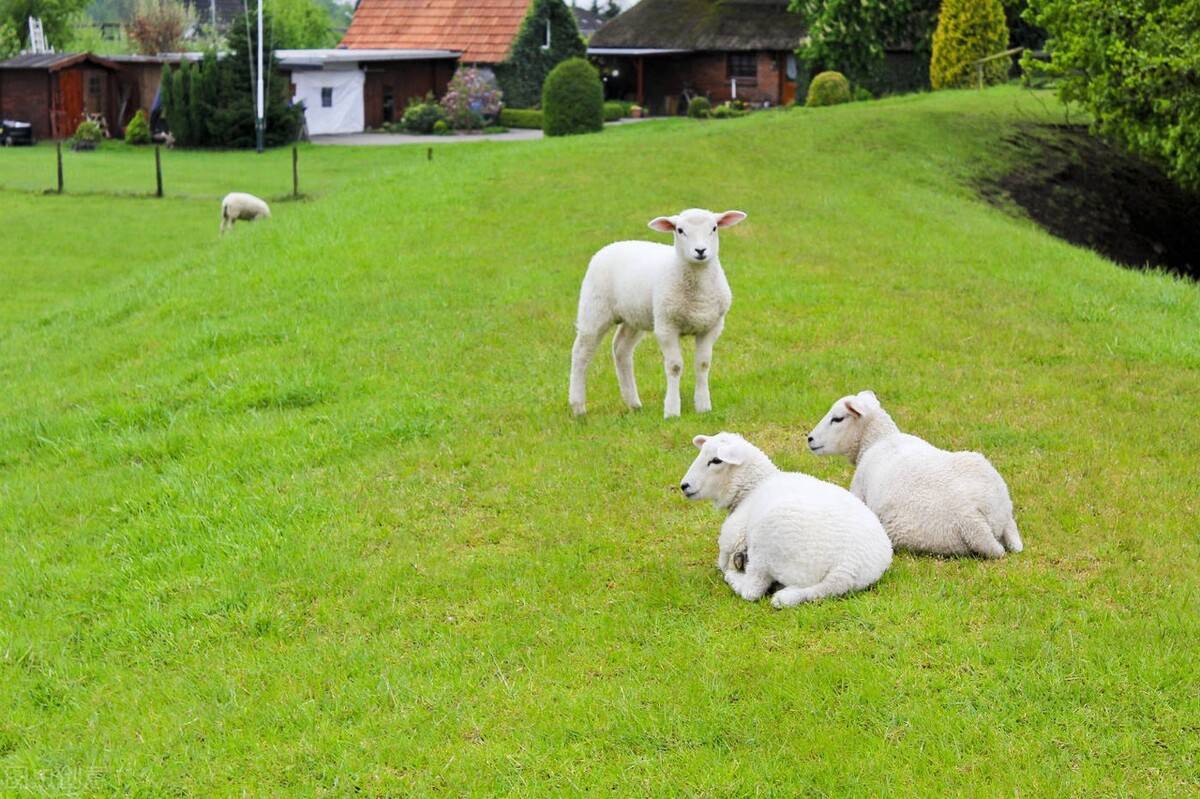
top-left (310, 118), bottom-right (654, 146)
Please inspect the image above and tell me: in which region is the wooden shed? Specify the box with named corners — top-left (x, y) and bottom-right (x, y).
top-left (0, 52), bottom-right (121, 140)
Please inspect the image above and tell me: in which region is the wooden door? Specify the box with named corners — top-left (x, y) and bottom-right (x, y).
top-left (55, 69), bottom-right (84, 138)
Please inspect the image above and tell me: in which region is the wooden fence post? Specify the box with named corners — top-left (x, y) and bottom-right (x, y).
top-left (292, 145), bottom-right (299, 198)
top-left (56, 142), bottom-right (63, 193)
top-left (155, 146), bottom-right (163, 198)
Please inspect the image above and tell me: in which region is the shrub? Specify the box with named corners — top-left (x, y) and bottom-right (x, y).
top-left (499, 108), bottom-right (544, 129)
top-left (687, 96), bottom-right (712, 118)
top-left (441, 67), bottom-right (503, 130)
top-left (711, 102), bottom-right (749, 119)
top-left (432, 119), bottom-right (450, 135)
top-left (401, 95), bottom-right (445, 134)
top-left (806, 71), bottom-right (852, 106)
top-left (853, 86), bottom-right (874, 102)
top-left (541, 58), bottom-right (604, 137)
top-left (71, 119), bottom-right (103, 150)
top-left (603, 101), bottom-right (625, 122)
top-left (930, 0), bottom-right (1009, 89)
top-left (124, 109), bottom-right (151, 144)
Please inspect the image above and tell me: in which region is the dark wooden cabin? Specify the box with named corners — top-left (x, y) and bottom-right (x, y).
top-left (587, 0), bottom-right (808, 114)
top-left (0, 52), bottom-right (121, 140)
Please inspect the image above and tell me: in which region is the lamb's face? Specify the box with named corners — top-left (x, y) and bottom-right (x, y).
top-left (807, 391), bottom-right (880, 457)
top-left (680, 433), bottom-right (749, 501)
top-left (649, 209), bottom-right (747, 265)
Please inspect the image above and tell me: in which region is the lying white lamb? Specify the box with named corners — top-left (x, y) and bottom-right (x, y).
top-left (807, 391), bottom-right (1023, 558)
top-left (681, 432), bottom-right (892, 607)
top-left (569, 208), bottom-right (747, 418)
top-left (220, 192), bottom-right (271, 234)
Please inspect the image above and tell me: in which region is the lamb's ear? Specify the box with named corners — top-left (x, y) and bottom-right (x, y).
top-left (715, 441), bottom-right (746, 466)
top-left (692, 435), bottom-right (709, 449)
top-left (649, 216), bottom-right (678, 233)
top-left (844, 400), bottom-right (863, 419)
top-left (715, 210), bottom-right (747, 228)
top-left (857, 390), bottom-right (880, 409)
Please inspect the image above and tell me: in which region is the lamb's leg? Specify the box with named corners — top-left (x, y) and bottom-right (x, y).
top-left (1000, 517), bottom-right (1023, 553)
top-left (692, 318), bottom-right (724, 414)
top-left (655, 327), bottom-right (684, 419)
top-left (958, 516), bottom-right (1006, 559)
top-left (724, 565), bottom-right (771, 602)
top-left (771, 566), bottom-right (858, 608)
top-left (220, 211), bottom-right (229, 235)
top-left (569, 321), bottom-right (611, 416)
top-left (611, 323), bottom-right (646, 410)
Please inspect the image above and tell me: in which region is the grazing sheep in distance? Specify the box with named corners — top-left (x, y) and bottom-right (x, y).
top-left (569, 208), bottom-right (747, 418)
top-left (807, 390), bottom-right (1023, 558)
top-left (681, 432), bottom-right (892, 608)
top-left (220, 192), bottom-right (271, 234)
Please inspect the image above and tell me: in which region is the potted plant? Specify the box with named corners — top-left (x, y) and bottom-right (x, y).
top-left (630, 104), bottom-right (644, 119)
top-left (71, 118), bottom-right (103, 151)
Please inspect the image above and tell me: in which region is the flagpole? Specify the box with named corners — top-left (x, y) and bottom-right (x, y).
top-left (255, 0), bottom-right (265, 153)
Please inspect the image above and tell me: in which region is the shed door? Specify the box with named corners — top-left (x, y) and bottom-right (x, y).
top-left (56, 69), bottom-right (85, 139)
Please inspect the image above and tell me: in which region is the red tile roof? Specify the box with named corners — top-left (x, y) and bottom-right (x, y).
top-left (341, 0), bottom-right (533, 64)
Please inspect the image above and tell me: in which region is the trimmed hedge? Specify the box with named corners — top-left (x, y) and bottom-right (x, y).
top-left (930, 0), bottom-right (1009, 89)
top-left (124, 109), bottom-right (151, 144)
top-left (499, 108), bottom-right (544, 129)
top-left (806, 71), bottom-right (852, 107)
top-left (603, 101), bottom-right (626, 122)
top-left (687, 96), bottom-right (712, 118)
top-left (541, 58), bottom-right (603, 137)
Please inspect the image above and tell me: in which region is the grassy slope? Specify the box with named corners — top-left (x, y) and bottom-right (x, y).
top-left (1, 87), bottom-right (1197, 796)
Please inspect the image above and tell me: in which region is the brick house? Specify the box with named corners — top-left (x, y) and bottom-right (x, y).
top-left (0, 53), bottom-right (121, 140)
top-left (587, 0), bottom-right (807, 113)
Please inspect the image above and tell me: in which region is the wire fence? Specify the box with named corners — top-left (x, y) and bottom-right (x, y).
top-left (0, 143), bottom-right (307, 201)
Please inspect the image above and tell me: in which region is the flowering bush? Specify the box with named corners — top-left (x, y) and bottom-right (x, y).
top-left (440, 67), bottom-right (503, 130)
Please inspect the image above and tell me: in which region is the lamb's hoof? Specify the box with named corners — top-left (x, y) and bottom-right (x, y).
top-left (695, 402), bottom-right (712, 414)
top-left (624, 401), bottom-right (642, 412)
top-left (663, 409), bottom-right (680, 419)
top-left (570, 403), bottom-right (587, 417)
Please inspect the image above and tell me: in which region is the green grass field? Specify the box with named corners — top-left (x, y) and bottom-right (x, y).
top-left (1, 87), bottom-right (1197, 796)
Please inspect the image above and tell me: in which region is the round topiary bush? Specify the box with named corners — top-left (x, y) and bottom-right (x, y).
top-left (542, 57), bottom-right (604, 137)
top-left (124, 109), bottom-right (151, 144)
top-left (687, 96), bottom-right (712, 118)
top-left (930, 0), bottom-right (1009, 89)
top-left (806, 71), bottom-right (851, 107)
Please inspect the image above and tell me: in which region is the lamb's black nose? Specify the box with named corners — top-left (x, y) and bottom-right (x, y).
top-left (680, 482), bottom-right (690, 493)
top-left (694, 248), bottom-right (707, 257)
top-left (807, 435), bottom-right (814, 443)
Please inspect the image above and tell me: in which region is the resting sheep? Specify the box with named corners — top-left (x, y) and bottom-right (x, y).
top-left (807, 391), bottom-right (1023, 558)
top-left (569, 208), bottom-right (747, 418)
top-left (681, 432), bottom-right (892, 607)
top-left (220, 192), bottom-right (271, 234)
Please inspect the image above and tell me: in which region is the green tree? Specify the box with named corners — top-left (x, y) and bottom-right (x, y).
top-left (788, 0), bottom-right (940, 92)
top-left (0, 18), bottom-right (18, 55)
top-left (206, 9), bottom-right (302, 147)
top-left (1, 0), bottom-right (91, 48)
top-left (496, 0), bottom-right (586, 108)
top-left (1025, 0), bottom-right (1200, 189)
top-left (930, 0), bottom-right (1010, 89)
top-left (268, 0), bottom-right (335, 48)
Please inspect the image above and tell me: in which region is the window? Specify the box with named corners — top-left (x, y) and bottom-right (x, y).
top-left (321, 87), bottom-right (333, 108)
top-left (727, 53), bottom-right (757, 80)
top-left (542, 20), bottom-right (551, 50)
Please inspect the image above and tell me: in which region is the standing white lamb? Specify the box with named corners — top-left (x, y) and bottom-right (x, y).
top-left (681, 432), bottom-right (893, 607)
top-left (220, 192), bottom-right (271, 234)
top-left (807, 390), bottom-right (1024, 558)
top-left (569, 208), bottom-right (747, 418)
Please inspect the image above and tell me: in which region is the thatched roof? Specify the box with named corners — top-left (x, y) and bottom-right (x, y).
top-left (588, 0), bottom-right (806, 52)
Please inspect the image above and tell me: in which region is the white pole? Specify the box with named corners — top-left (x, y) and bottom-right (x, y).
top-left (255, 0), bottom-right (264, 152)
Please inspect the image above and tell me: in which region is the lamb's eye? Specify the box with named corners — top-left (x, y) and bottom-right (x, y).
top-left (712, 226), bottom-right (717, 232)
top-left (708, 457), bottom-right (723, 466)
top-left (831, 415), bottom-right (845, 424)
top-left (676, 227), bottom-right (684, 235)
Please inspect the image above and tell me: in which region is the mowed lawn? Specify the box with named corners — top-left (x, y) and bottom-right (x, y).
top-left (0, 87), bottom-right (1197, 796)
